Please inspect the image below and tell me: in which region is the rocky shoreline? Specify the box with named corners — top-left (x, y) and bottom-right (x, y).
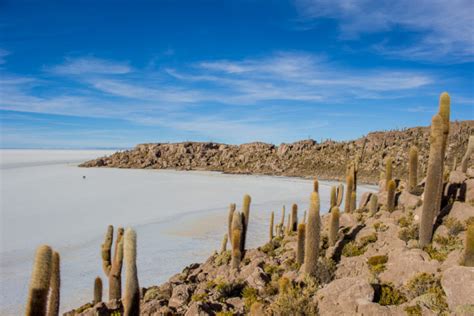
top-left (79, 121), bottom-right (473, 184)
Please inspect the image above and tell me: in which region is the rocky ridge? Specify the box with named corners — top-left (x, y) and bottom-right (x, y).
top-left (80, 121), bottom-right (473, 184)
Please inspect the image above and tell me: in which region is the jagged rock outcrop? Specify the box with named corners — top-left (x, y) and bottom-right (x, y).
top-left (80, 121), bottom-right (473, 183)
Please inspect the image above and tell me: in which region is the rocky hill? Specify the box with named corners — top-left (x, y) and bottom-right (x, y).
top-left (80, 121), bottom-right (473, 184)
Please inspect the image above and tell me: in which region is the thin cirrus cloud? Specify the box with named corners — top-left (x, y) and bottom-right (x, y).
top-left (294, 0), bottom-right (474, 62)
top-left (48, 56), bottom-right (133, 75)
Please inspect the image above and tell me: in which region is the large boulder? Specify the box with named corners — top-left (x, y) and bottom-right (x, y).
top-left (316, 277), bottom-right (374, 315)
top-left (398, 190), bottom-right (422, 210)
top-left (168, 284), bottom-right (195, 309)
top-left (441, 266), bottom-right (474, 311)
top-left (446, 202), bottom-right (474, 223)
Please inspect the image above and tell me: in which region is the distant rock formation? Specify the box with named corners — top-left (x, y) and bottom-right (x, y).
top-left (80, 121), bottom-right (473, 183)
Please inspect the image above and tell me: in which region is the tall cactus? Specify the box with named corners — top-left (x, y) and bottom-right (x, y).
top-left (123, 228), bottom-right (139, 316)
top-left (328, 206), bottom-right (340, 247)
top-left (387, 179), bottom-right (396, 212)
top-left (291, 204), bottom-right (298, 232)
top-left (304, 192), bottom-right (320, 276)
top-left (101, 225), bottom-right (124, 301)
top-left (385, 157), bottom-right (393, 189)
top-left (330, 186), bottom-right (337, 209)
top-left (419, 114), bottom-right (444, 247)
top-left (26, 245), bottom-right (53, 316)
top-left (435, 92), bottom-right (450, 214)
top-left (286, 214), bottom-right (291, 235)
top-left (221, 234), bottom-right (228, 253)
top-left (313, 178), bottom-right (319, 193)
top-left (269, 211), bottom-right (274, 241)
top-left (241, 194), bottom-right (251, 255)
top-left (336, 184), bottom-right (344, 207)
top-left (94, 277), bottom-right (103, 305)
top-left (344, 174), bottom-right (354, 213)
top-left (231, 211), bottom-right (243, 269)
top-left (47, 251), bottom-right (60, 316)
top-left (462, 224), bottom-right (474, 267)
top-left (409, 146), bottom-right (419, 193)
top-left (280, 206), bottom-right (285, 227)
top-left (369, 194), bottom-right (378, 216)
top-left (227, 203), bottom-right (236, 248)
top-left (351, 191), bottom-right (357, 212)
top-left (296, 223), bottom-right (305, 265)
top-left (461, 135), bottom-right (474, 173)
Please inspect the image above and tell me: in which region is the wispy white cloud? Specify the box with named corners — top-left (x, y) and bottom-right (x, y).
top-left (294, 0), bottom-right (474, 62)
top-left (49, 57), bottom-right (132, 75)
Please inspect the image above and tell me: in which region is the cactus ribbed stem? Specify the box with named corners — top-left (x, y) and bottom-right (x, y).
top-left (291, 204), bottom-right (298, 232)
top-left (330, 186), bottom-right (337, 209)
top-left (296, 223), bottom-right (305, 265)
top-left (328, 206), bottom-right (340, 247)
top-left (369, 194), bottom-right (378, 216)
top-left (241, 194), bottom-right (251, 255)
top-left (221, 234), bottom-right (228, 253)
top-left (123, 228), bottom-right (139, 316)
top-left (47, 251), bottom-right (60, 316)
top-left (228, 203), bottom-right (236, 248)
top-left (351, 191), bottom-right (356, 212)
top-left (269, 212), bottom-right (274, 241)
top-left (26, 245), bottom-right (53, 316)
top-left (385, 157), bottom-right (393, 189)
top-left (231, 211), bottom-right (243, 268)
top-left (409, 146), bottom-right (418, 193)
top-left (304, 192), bottom-right (320, 276)
top-left (344, 174), bottom-right (354, 213)
top-left (336, 184), bottom-right (344, 207)
top-left (387, 179), bottom-right (396, 212)
top-left (94, 277), bottom-right (103, 305)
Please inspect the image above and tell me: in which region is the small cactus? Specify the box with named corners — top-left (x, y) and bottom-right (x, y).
top-left (286, 214), bottom-right (291, 235)
top-left (228, 203), bottom-right (236, 248)
top-left (369, 194), bottom-right (378, 216)
top-left (461, 135), bottom-right (474, 173)
top-left (123, 228), bottom-right (139, 316)
top-left (344, 174), bottom-right (354, 213)
top-left (269, 211), bottom-right (274, 241)
top-left (221, 234), bottom-right (228, 253)
top-left (408, 146), bottom-right (418, 193)
top-left (231, 211), bottom-right (243, 268)
top-left (330, 186), bottom-right (337, 208)
top-left (296, 223), bottom-right (306, 265)
top-left (26, 245), bottom-right (53, 316)
top-left (336, 184), bottom-right (344, 207)
top-left (291, 204), bottom-right (298, 232)
top-left (313, 178), bottom-right (319, 193)
top-left (304, 192), bottom-right (320, 276)
top-left (387, 179), bottom-right (396, 212)
top-left (280, 206), bottom-right (285, 227)
top-left (47, 251), bottom-right (60, 316)
top-left (94, 277), bottom-right (103, 305)
top-left (328, 206), bottom-right (340, 247)
top-left (385, 157), bottom-right (393, 189)
top-left (419, 114), bottom-right (445, 247)
top-left (101, 225), bottom-right (124, 301)
top-left (462, 224), bottom-right (474, 267)
top-left (242, 194), bottom-right (251, 254)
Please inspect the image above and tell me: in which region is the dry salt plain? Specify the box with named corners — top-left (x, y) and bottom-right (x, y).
top-left (0, 149), bottom-right (376, 315)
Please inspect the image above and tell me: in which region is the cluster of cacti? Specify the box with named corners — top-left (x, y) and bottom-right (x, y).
top-left (408, 146), bottom-right (418, 193)
top-left (461, 135), bottom-right (474, 173)
top-left (462, 224), bottom-right (474, 267)
top-left (101, 225), bottom-right (124, 300)
top-left (221, 234), bottom-right (228, 253)
top-left (369, 194), bottom-right (378, 216)
top-left (94, 277), bottom-right (103, 305)
top-left (419, 93), bottom-right (450, 247)
top-left (269, 211), bottom-right (274, 241)
top-left (344, 174), bottom-right (354, 213)
top-left (304, 192), bottom-right (320, 276)
top-left (231, 211), bottom-right (243, 269)
top-left (291, 204), bottom-right (298, 232)
top-left (123, 228), bottom-right (140, 316)
top-left (386, 179), bottom-right (396, 212)
top-left (296, 223), bottom-right (305, 265)
top-left (25, 245), bottom-right (61, 316)
top-left (328, 206), bottom-right (340, 246)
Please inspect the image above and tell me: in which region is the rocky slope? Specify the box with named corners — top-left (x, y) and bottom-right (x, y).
top-left (80, 121), bottom-right (473, 184)
top-left (67, 165), bottom-right (474, 316)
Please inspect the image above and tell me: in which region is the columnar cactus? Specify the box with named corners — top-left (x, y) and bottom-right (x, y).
top-left (26, 245), bottom-right (53, 316)
top-left (231, 211), bottom-right (243, 269)
top-left (351, 191), bottom-right (357, 212)
top-left (302, 210), bottom-right (307, 224)
top-left (328, 206), bottom-right (340, 247)
top-left (462, 224), bottom-right (474, 267)
top-left (336, 184), bottom-right (344, 207)
top-left (286, 214), bottom-right (291, 235)
top-left (280, 206), bottom-right (285, 227)
top-left (47, 251), bottom-right (60, 316)
top-left (291, 204), bottom-right (298, 231)
top-left (387, 179), bottom-right (396, 212)
top-left (269, 211), bottom-right (274, 241)
top-left (228, 203), bottom-right (236, 248)
top-left (385, 157), bottom-right (393, 189)
top-left (123, 228), bottom-right (139, 316)
top-left (313, 178), bottom-right (319, 193)
top-left (94, 277), bottom-right (103, 305)
top-left (419, 114), bottom-right (445, 247)
top-left (369, 194), bottom-right (378, 216)
top-left (461, 135), bottom-right (474, 173)
top-left (409, 146), bottom-right (419, 193)
top-left (344, 174), bottom-right (354, 213)
top-left (101, 225), bottom-right (124, 301)
top-left (221, 234), bottom-right (228, 253)
top-left (296, 223), bottom-right (305, 265)
top-left (330, 186), bottom-right (337, 208)
top-left (241, 194), bottom-right (251, 254)
top-left (304, 192), bottom-right (320, 276)
top-left (435, 93), bottom-right (450, 214)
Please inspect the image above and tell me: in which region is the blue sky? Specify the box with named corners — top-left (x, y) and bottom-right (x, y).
top-left (0, 0), bottom-right (473, 148)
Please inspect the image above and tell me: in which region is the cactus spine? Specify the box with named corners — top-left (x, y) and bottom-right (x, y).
top-left (123, 228), bottom-right (139, 316)
top-left (26, 245), bottom-right (53, 316)
top-left (101, 225), bottom-right (124, 301)
top-left (385, 157), bottom-right (393, 189)
top-left (328, 206), bottom-right (340, 247)
top-left (419, 114), bottom-right (444, 247)
top-left (221, 234), bottom-right (228, 253)
top-left (313, 178), bottom-right (319, 193)
top-left (336, 184), bottom-right (344, 207)
top-left (47, 251), bottom-right (60, 316)
top-left (94, 277), bottom-right (103, 305)
top-left (387, 179), bottom-right (396, 212)
top-left (231, 211), bottom-right (243, 268)
top-left (269, 211), bottom-right (274, 241)
top-left (409, 146), bottom-right (418, 193)
top-left (227, 203), bottom-right (236, 248)
top-left (304, 192), bottom-right (320, 276)
top-left (241, 194), bottom-right (251, 255)
top-left (461, 135), bottom-right (474, 173)
top-left (369, 194), bottom-right (378, 216)
top-left (344, 174), bottom-right (354, 213)
top-left (462, 224), bottom-right (474, 267)
top-left (291, 204), bottom-right (298, 232)
top-left (330, 186), bottom-right (337, 208)
top-left (296, 223), bottom-right (306, 265)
